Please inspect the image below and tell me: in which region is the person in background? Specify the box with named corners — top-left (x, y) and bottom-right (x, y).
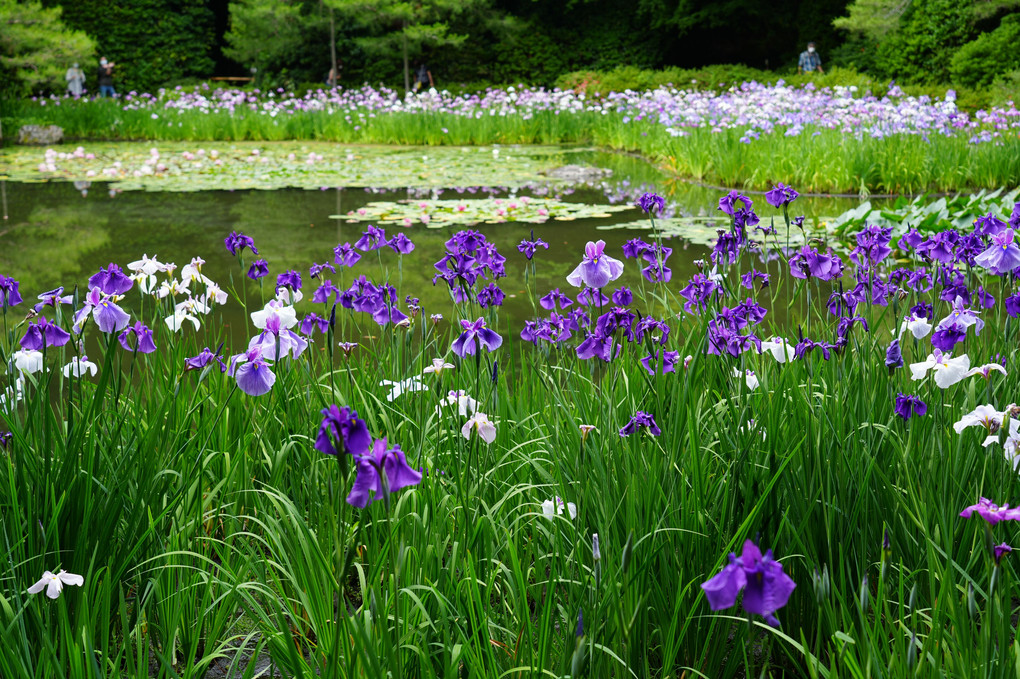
top-left (65, 63), bottom-right (86, 97)
top-left (412, 62), bottom-right (433, 92)
top-left (798, 42), bottom-right (824, 75)
top-left (98, 57), bottom-right (116, 97)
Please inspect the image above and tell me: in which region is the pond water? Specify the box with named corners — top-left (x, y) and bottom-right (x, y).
top-left (1, 144), bottom-right (871, 341)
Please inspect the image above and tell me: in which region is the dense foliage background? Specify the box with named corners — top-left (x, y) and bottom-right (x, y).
top-left (3, 0), bottom-right (1020, 100)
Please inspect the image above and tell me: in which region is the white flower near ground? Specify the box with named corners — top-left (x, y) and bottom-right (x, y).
top-left (732, 367), bottom-right (759, 390)
top-left (759, 337), bottom-right (795, 363)
top-left (27, 570), bottom-right (84, 599)
top-left (542, 497), bottom-right (577, 520)
top-left (165, 309), bottom-right (201, 332)
top-left (953, 404), bottom-right (1005, 436)
top-left (909, 351), bottom-right (970, 388)
top-left (438, 390), bottom-right (478, 417)
top-left (12, 350), bottom-right (44, 375)
top-left (898, 314), bottom-right (932, 340)
top-left (379, 377), bottom-right (428, 402)
top-left (422, 358), bottom-right (455, 376)
top-left (462, 411), bottom-right (496, 443)
top-left (0, 377), bottom-right (26, 411)
top-left (62, 357), bottom-right (98, 378)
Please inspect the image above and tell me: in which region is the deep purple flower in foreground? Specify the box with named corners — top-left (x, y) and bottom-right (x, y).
top-left (640, 350), bottom-right (680, 375)
top-left (334, 242), bottom-right (362, 268)
top-left (34, 287), bottom-right (73, 312)
top-left (622, 238), bottom-right (650, 259)
top-left (315, 404), bottom-right (371, 457)
top-left (885, 339), bottom-right (903, 371)
top-left (74, 287), bottom-right (131, 334)
top-left (701, 539), bottom-right (796, 628)
top-left (765, 183), bottom-right (799, 208)
top-left (20, 317), bottom-right (71, 351)
top-left (566, 240), bottom-right (624, 289)
top-left (960, 498), bottom-right (1020, 526)
top-left (387, 233), bottom-right (415, 254)
top-left (231, 348), bottom-right (276, 396)
top-left (276, 270), bottom-right (302, 292)
top-left (118, 321), bottom-right (157, 353)
top-left (619, 411), bottom-right (661, 437)
top-left (185, 346), bottom-right (227, 373)
top-left (0, 275), bottom-right (22, 308)
top-left (225, 231), bottom-right (258, 256)
top-left (637, 192), bottom-right (666, 214)
top-left (894, 393), bottom-right (927, 420)
top-left (247, 259), bottom-right (269, 280)
top-left (576, 287), bottom-right (611, 307)
top-left (477, 283), bottom-right (505, 309)
top-left (346, 437), bottom-right (422, 508)
top-left (789, 246), bottom-right (843, 281)
top-left (88, 264), bottom-right (133, 296)
top-left (994, 543), bottom-right (1013, 565)
top-left (717, 191), bottom-right (752, 216)
top-left (312, 280), bottom-right (340, 304)
top-left (517, 237), bottom-right (549, 260)
top-left (975, 228), bottom-right (1020, 275)
top-left (612, 287), bottom-right (633, 305)
top-left (931, 323), bottom-right (967, 352)
top-left (451, 317), bottom-right (503, 357)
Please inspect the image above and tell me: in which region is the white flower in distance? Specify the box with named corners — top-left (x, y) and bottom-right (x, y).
top-left (127, 253), bottom-right (168, 276)
top-left (28, 569), bottom-right (84, 599)
top-left (438, 390), bottom-right (478, 417)
top-left (0, 377), bottom-right (26, 411)
top-left (275, 287), bottom-right (303, 305)
top-left (966, 363), bottom-right (1008, 380)
top-left (12, 350), bottom-right (44, 375)
top-left (542, 497), bottom-right (577, 520)
top-left (909, 350), bottom-right (970, 388)
top-left (462, 411), bottom-right (496, 443)
top-left (759, 336), bottom-right (796, 363)
top-left (180, 257), bottom-right (214, 288)
top-left (62, 357), bottom-right (98, 378)
top-left (379, 377), bottom-right (428, 402)
top-left (733, 367), bottom-right (759, 390)
top-left (156, 278), bottom-right (191, 300)
top-left (898, 314), bottom-right (932, 340)
top-left (422, 358), bottom-right (455, 376)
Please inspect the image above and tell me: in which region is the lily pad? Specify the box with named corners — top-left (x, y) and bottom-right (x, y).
top-left (331, 197), bottom-right (632, 227)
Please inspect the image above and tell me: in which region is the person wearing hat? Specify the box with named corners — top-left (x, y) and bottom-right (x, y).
top-left (798, 42), bottom-right (824, 75)
top-left (98, 57), bottom-right (117, 97)
top-left (66, 63), bottom-right (86, 97)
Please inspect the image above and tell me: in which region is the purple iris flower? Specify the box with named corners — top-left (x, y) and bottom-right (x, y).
top-left (0, 275), bottom-right (22, 308)
top-left (309, 262), bottom-right (336, 279)
top-left (34, 287), bottom-right (74, 312)
top-left (701, 539), bottom-right (796, 628)
top-left (231, 348), bottom-right (276, 396)
top-left (517, 237), bottom-right (549, 260)
top-left (1011, 202), bottom-right (1020, 229)
top-left (894, 393), bottom-right (927, 420)
top-left (619, 411), bottom-right (661, 437)
top-left (960, 498), bottom-right (1020, 525)
top-left (1006, 293), bottom-right (1020, 318)
top-left (919, 230), bottom-right (959, 263)
top-left (885, 339), bottom-right (903, 371)
top-left (276, 270), bottom-right (302, 292)
top-left (637, 192), bottom-right (666, 214)
top-left (622, 238), bottom-right (650, 259)
top-left (118, 321), bottom-right (157, 353)
top-left (387, 233), bottom-right (415, 254)
top-left (576, 288), bottom-right (611, 307)
top-left (185, 347), bottom-right (227, 372)
top-left (612, 287), bottom-right (633, 305)
top-left (640, 350), bottom-right (680, 375)
top-left (334, 243), bottom-right (362, 268)
top-left (717, 191), bottom-right (752, 216)
top-left (225, 231), bottom-right (258, 256)
top-left (789, 246), bottom-right (843, 281)
top-left (734, 207), bottom-right (759, 230)
top-left (975, 213), bottom-right (1007, 236)
top-left (451, 318), bottom-right (503, 357)
top-left (931, 322), bottom-right (967, 351)
top-left (88, 264), bottom-right (133, 296)
top-left (898, 228), bottom-right (924, 252)
top-left (975, 228), bottom-right (1020, 275)
top-left (794, 337), bottom-right (833, 360)
top-left (566, 240), bottom-right (624, 289)
top-left (300, 313), bottom-right (329, 335)
top-left (765, 183), bottom-right (799, 208)
top-left (540, 288), bottom-right (573, 311)
top-left (995, 543), bottom-right (1013, 565)
top-left (477, 283), bottom-right (505, 309)
top-left (354, 225), bottom-right (387, 252)
top-left (707, 321), bottom-right (762, 357)
top-left (247, 259), bottom-right (269, 280)
top-left (312, 281), bottom-right (340, 304)
top-left (20, 316), bottom-right (71, 351)
top-left (740, 269), bottom-right (769, 290)
top-left (679, 274), bottom-right (721, 314)
top-left (576, 332), bottom-right (614, 361)
top-left (346, 437), bottom-right (422, 509)
top-left (74, 287), bottom-right (130, 334)
top-left (315, 405), bottom-right (371, 458)
top-left (975, 287), bottom-right (995, 309)
top-left (850, 225), bottom-right (893, 267)
top-left (640, 244), bottom-right (672, 283)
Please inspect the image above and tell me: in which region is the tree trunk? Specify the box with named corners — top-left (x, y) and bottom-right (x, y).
top-left (329, 7), bottom-right (338, 89)
top-left (402, 20), bottom-right (409, 93)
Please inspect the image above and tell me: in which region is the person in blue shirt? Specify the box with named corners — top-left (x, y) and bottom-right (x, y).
top-left (798, 42), bottom-right (824, 75)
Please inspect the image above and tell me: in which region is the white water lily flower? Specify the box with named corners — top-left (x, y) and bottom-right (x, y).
top-left (62, 357), bottom-right (98, 378)
top-left (28, 569), bottom-right (84, 599)
top-left (953, 404), bottom-right (1005, 435)
top-left (759, 336), bottom-right (795, 363)
top-left (462, 411), bottom-right (496, 443)
top-left (541, 497), bottom-right (577, 520)
top-left (422, 358), bottom-right (455, 376)
top-left (438, 390), bottom-right (478, 417)
top-left (732, 367), bottom-right (759, 390)
top-left (251, 299), bottom-right (298, 330)
top-left (898, 314), bottom-right (932, 340)
top-left (379, 377), bottom-right (428, 402)
top-left (966, 363), bottom-right (1008, 380)
top-left (909, 350), bottom-right (970, 388)
top-left (11, 350), bottom-right (44, 375)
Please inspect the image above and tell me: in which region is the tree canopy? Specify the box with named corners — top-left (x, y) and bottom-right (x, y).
top-left (1, 0), bottom-right (95, 96)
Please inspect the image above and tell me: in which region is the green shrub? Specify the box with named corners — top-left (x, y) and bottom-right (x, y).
top-left (950, 14), bottom-right (1020, 89)
top-left (989, 69), bottom-right (1020, 105)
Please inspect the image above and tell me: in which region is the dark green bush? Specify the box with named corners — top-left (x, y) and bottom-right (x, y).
top-left (950, 14), bottom-right (1020, 89)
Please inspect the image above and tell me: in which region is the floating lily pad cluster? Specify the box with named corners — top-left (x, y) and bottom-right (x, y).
top-left (331, 197), bottom-right (632, 227)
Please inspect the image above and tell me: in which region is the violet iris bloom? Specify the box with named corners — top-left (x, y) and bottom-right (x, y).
top-left (619, 411), bottom-right (661, 437)
top-left (300, 313), bottom-right (329, 335)
top-left (88, 264), bottom-right (133, 296)
top-left (718, 191), bottom-right (752, 216)
top-left (247, 259), bottom-right (269, 280)
top-left (118, 321), bottom-right (157, 353)
top-left (517, 237), bottom-right (549, 260)
top-left (612, 287), bottom-right (633, 305)
top-left (477, 283), bottom-right (505, 309)
top-left (185, 347), bottom-right (227, 372)
top-left (576, 287), bottom-right (611, 307)
top-left (960, 498), bottom-right (1020, 525)
top-left (975, 228), bottom-right (1020, 275)
top-left (309, 262), bottom-right (336, 279)
top-left (701, 539), bottom-right (796, 627)
top-left (276, 270), bottom-right (302, 292)
top-left (931, 323), bottom-right (967, 351)
top-left (640, 350), bottom-right (680, 375)
top-left (622, 238), bottom-right (650, 259)
top-left (346, 437), bottom-right (422, 508)
top-left (885, 339), bottom-right (903, 370)
top-left (898, 228), bottom-right (923, 252)
top-left (225, 231), bottom-right (258, 256)
top-left (566, 240), bottom-right (624, 289)
top-left (0, 275), bottom-right (22, 308)
top-left (230, 348), bottom-right (276, 396)
top-left (451, 318), bottom-right (503, 357)
top-left (994, 543), bottom-right (1013, 565)
top-left (312, 281), bottom-right (340, 304)
top-left (334, 242), bottom-right (362, 267)
top-left (355, 225), bottom-right (387, 251)
top-left (387, 233), bottom-right (415, 254)
top-left (789, 246), bottom-right (843, 281)
top-left (540, 288), bottom-right (573, 311)
top-left (1006, 293), bottom-right (1020, 318)
top-left (34, 287), bottom-right (73, 312)
top-left (20, 317), bottom-right (71, 351)
top-left (315, 405), bottom-right (371, 457)
top-left (765, 183), bottom-right (799, 208)
top-left (637, 192), bottom-right (666, 214)
top-left (894, 393), bottom-right (927, 420)
top-left (74, 287), bottom-right (131, 334)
